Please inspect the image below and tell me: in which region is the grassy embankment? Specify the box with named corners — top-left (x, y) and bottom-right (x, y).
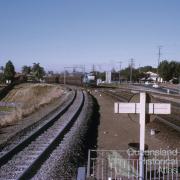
top-left (0, 83), bottom-right (64, 127)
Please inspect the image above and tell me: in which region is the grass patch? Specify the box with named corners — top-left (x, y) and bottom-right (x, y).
top-left (0, 83), bottom-right (65, 127)
top-left (0, 106), bottom-right (14, 112)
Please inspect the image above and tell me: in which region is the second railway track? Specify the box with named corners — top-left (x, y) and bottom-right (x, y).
top-left (0, 89), bottom-right (86, 180)
top-left (101, 88), bottom-right (180, 133)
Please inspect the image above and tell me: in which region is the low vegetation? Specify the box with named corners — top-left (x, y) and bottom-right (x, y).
top-left (0, 106), bottom-right (14, 112)
top-left (0, 83), bottom-right (64, 127)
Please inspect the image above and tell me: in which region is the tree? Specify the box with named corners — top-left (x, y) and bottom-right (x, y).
top-left (22, 65), bottom-right (31, 75)
top-left (32, 63), bottom-right (45, 79)
top-left (158, 60), bottom-right (171, 81)
top-left (139, 66), bottom-right (157, 73)
top-left (120, 67), bottom-right (148, 82)
top-left (96, 71), bottom-right (105, 81)
top-left (120, 67), bottom-right (130, 80)
top-left (4, 60), bottom-right (15, 82)
top-left (158, 60), bottom-right (180, 82)
top-left (170, 61), bottom-right (180, 79)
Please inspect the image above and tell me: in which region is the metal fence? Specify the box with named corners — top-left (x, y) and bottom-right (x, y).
top-left (87, 150), bottom-right (180, 180)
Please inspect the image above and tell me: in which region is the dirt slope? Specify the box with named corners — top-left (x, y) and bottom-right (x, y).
top-left (0, 83), bottom-right (64, 127)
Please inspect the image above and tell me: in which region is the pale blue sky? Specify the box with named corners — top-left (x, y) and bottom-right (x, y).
top-left (0, 0), bottom-right (180, 72)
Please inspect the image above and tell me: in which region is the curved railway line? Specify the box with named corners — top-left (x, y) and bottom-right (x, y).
top-left (100, 88), bottom-right (180, 133)
top-left (0, 89), bottom-right (87, 179)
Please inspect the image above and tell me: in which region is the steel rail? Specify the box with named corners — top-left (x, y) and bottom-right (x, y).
top-left (103, 89), bottom-right (180, 132)
top-left (17, 90), bottom-right (85, 179)
top-left (0, 90), bottom-right (77, 167)
top-left (156, 116), bottom-right (180, 132)
top-left (0, 90), bottom-right (86, 179)
top-left (101, 90), bottom-right (129, 102)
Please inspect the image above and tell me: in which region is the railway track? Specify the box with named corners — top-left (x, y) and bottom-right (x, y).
top-left (0, 89), bottom-right (86, 179)
top-left (101, 89), bottom-right (133, 102)
top-left (157, 115), bottom-right (180, 132)
top-left (0, 89), bottom-right (75, 150)
top-left (108, 84), bottom-right (180, 100)
top-left (101, 89), bottom-right (180, 133)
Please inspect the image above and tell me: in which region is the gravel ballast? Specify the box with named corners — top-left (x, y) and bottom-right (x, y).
top-left (33, 91), bottom-right (94, 180)
top-left (0, 89), bottom-right (72, 149)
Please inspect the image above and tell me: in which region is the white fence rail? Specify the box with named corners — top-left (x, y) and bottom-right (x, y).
top-left (87, 150), bottom-right (180, 180)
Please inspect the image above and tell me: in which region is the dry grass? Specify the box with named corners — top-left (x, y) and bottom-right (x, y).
top-left (0, 83), bottom-right (64, 127)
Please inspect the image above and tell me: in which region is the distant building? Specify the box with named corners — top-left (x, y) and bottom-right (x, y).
top-left (146, 71), bottom-right (158, 81)
top-left (96, 78), bottom-right (102, 85)
top-left (105, 71), bottom-right (127, 83)
top-left (15, 73), bottom-right (27, 82)
top-left (140, 71), bottom-right (163, 83)
top-left (83, 72), bottom-right (96, 84)
top-left (105, 72), bottom-right (111, 83)
top-left (43, 75), bottom-right (59, 83)
top-left (26, 74), bottom-right (37, 82)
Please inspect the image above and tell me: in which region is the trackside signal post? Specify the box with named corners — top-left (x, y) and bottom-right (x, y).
top-left (114, 92), bottom-right (171, 179)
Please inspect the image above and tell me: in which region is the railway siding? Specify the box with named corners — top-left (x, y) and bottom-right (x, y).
top-left (91, 88), bottom-right (180, 151)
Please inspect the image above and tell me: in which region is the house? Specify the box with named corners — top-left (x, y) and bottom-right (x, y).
top-left (140, 71), bottom-right (163, 83)
top-left (146, 71), bottom-right (158, 81)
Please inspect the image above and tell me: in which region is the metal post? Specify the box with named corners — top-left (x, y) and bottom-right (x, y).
top-left (87, 150), bottom-right (91, 178)
top-left (130, 65), bottom-right (132, 83)
top-left (139, 93), bottom-right (146, 179)
top-left (64, 70), bottom-right (66, 85)
top-left (130, 58), bottom-right (134, 84)
top-left (119, 66), bottom-right (121, 84)
top-left (117, 61), bottom-right (122, 84)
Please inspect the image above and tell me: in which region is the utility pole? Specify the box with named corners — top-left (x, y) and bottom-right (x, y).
top-left (83, 65), bottom-right (85, 74)
top-left (117, 61), bottom-right (122, 84)
top-left (129, 58), bottom-right (134, 83)
top-left (157, 46), bottom-right (162, 76)
top-left (92, 64), bottom-right (95, 73)
top-left (64, 68), bottom-right (66, 85)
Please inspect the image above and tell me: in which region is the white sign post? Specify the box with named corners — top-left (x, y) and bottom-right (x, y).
top-left (114, 92), bottom-right (171, 179)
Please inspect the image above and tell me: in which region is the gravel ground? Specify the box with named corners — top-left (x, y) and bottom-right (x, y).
top-left (0, 88), bottom-right (71, 148)
top-left (91, 89), bottom-right (180, 153)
